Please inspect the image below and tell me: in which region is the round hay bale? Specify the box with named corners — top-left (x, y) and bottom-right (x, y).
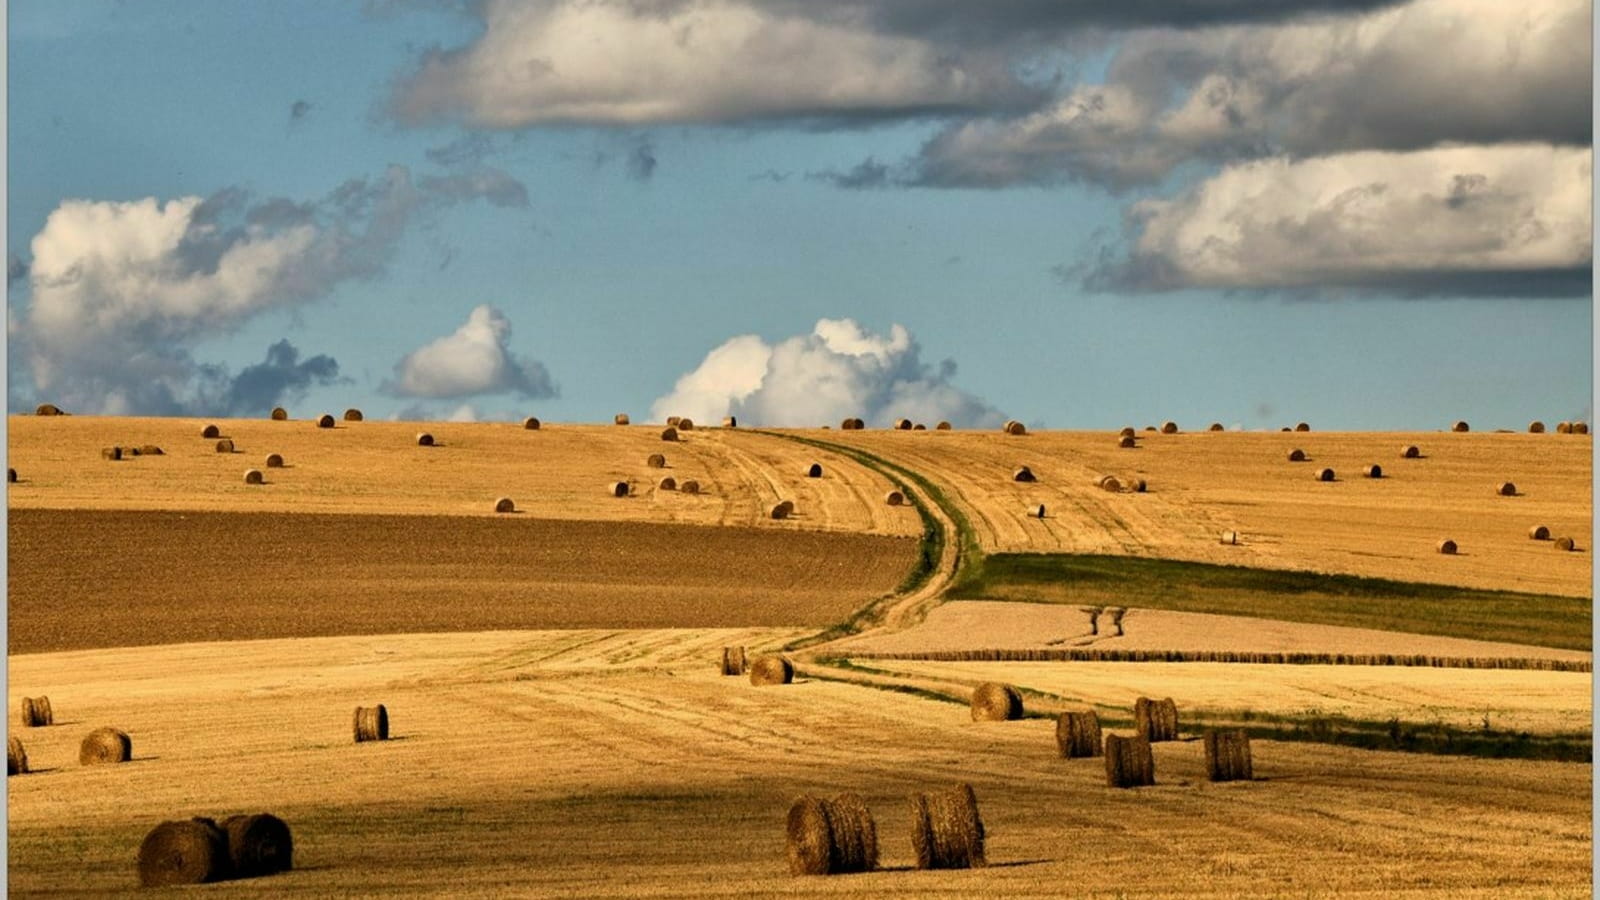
top-left (139, 444), bottom-right (164, 456)
top-left (909, 784), bottom-right (986, 870)
top-left (1117, 435), bottom-right (1137, 449)
top-left (657, 476), bottom-right (677, 491)
top-left (666, 416), bottom-right (681, 427)
top-left (1452, 420), bottom-right (1470, 432)
top-left (1208, 422), bottom-right (1224, 431)
top-left (138, 819), bottom-right (228, 887)
top-left (1055, 711), bottom-right (1102, 759)
top-left (722, 416), bottom-right (737, 428)
top-left (677, 418), bottom-right (695, 431)
top-left (1529, 524), bottom-right (1550, 540)
top-left (270, 407), bottom-right (287, 421)
top-left (1314, 467), bottom-right (1335, 482)
top-left (1280, 426), bottom-right (1292, 432)
top-left (1004, 420), bottom-right (1027, 436)
top-left (344, 408), bottom-right (363, 422)
top-left (265, 453), bottom-right (284, 468)
top-left (243, 469), bottom-right (264, 485)
top-left (805, 462), bottom-right (823, 478)
top-left (647, 453), bottom-right (666, 468)
top-left (1203, 729), bottom-right (1253, 783)
top-left (1401, 444), bottom-right (1420, 458)
top-left (79, 727), bottom-right (131, 765)
top-left (21, 696), bottom-right (53, 727)
top-left (884, 490), bottom-right (905, 506)
top-left (1103, 734), bottom-right (1156, 788)
top-left (201, 424), bottom-right (220, 438)
top-left (770, 501), bottom-right (793, 520)
top-left (1363, 464), bottom-right (1382, 478)
top-left (840, 417), bottom-right (858, 430)
top-left (1555, 536), bottom-right (1576, 552)
top-left (749, 655), bottom-right (794, 686)
top-left (1029, 503), bottom-right (1046, 519)
top-left (679, 479), bottom-right (700, 495)
top-left (1126, 477), bottom-right (1147, 493)
top-left (970, 682), bottom-right (1023, 722)
top-left (35, 403), bottom-right (62, 416)
top-left (8, 736), bottom-right (27, 776)
top-left (719, 646), bottom-right (747, 676)
top-left (614, 413), bottom-right (630, 426)
top-left (494, 497), bottom-right (515, 513)
top-left (1135, 697), bottom-right (1179, 742)
top-left (609, 481), bottom-right (631, 498)
top-left (786, 793), bottom-right (878, 876)
top-left (1496, 481), bottom-right (1516, 496)
top-left (1097, 474), bottom-right (1122, 492)
top-left (1012, 466), bottom-right (1035, 483)
top-left (895, 418), bottom-right (913, 430)
top-left (1529, 420), bottom-right (1546, 433)
top-left (101, 446), bottom-right (123, 462)
top-left (523, 416), bottom-right (541, 430)
top-left (214, 439), bottom-right (234, 453)
top-left (913, 423), bottom-right (926, 431)
top-left (661, 427), bottom-right (679, 442)
top-left (416, 432), bottom-right (434, 447)
top-left (1556, 421), bottom-right (1573, 433)
top-left (1119, 426), bottom-right (1136, 438)
top-left (1574, 422), bottom-right (1589, 435)
top-left (353, 704), bottom-right (389, 742)
top-left (1220, 530), bottom-right (1239, 545)
top-left (1287, 448), bottom-right (1306, 462)
top-left (316, 414), bottom-right (335, 429)
top-left (1160, 421), bottom-right (1178, 434)
top-left (1437, 539), bottom-right (1458, 555)
top-left (1295, 422), bottom-right (1310, 432)
top-left (221, 813), bottom-right (294, 878)
top-left (7, 468), bottom-right (15, 483)
top-left (936, 421), bottom-right (952, 430)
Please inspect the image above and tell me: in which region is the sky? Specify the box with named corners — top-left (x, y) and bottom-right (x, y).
top-left (5, 0), bottom-right (1594, 431)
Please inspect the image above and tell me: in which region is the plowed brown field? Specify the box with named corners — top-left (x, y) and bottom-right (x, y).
top-left (7, 509), bottom-right (917, 653)
top-left (804, 427), bottom-right (1592, 596)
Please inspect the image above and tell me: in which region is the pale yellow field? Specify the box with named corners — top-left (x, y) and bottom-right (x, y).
top-left (5, 416), bottom-right (919, 538)
top-left (8, 632), bottom-right (1591, 897)
top-left (803, 427), bottom-right (1593, 596)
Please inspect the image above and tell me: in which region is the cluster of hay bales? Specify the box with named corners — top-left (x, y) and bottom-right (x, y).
top-left (1204, 730), bottom-right (1253, 782)
top-left (1496, 481), bottom-right (1517, 496)
top-left (1002, 420), bottom-right (1027, 436)
top-left (1055, 711), bottom-right (1102, 759)
top-left (20, 696), bottom-right (53, 727)
top-left (970, 683), bottom-right (1023, 721)
top-left (243, 469), bottom-right (265, 485)
top-left (270, 407), bottom-right (288, 421)
top-left (786, 793), bottom-right (878, 876)
top-left (658, 476), bottom-right (677, 491)
top-left (344, 409), bottom-right (363, 422)
top-left (749, 655), bottom-right (794, 686)
top-left (1314, 467), bottom-right (1335, 482)
top-left (840, 417), bottom-right (866, 430)
top-left (494, 497), bottom-right (516, 513)
top-left (1160, 421), bottom-right (1178, 434)
top-left (614, 414), bottom-right (630, 425)
top-left (523, 416), bottom-right (541, 430)
top-left (1134, 697), bottom-right (1178, 742)
top-left (720, 646), bottom-right (747, 676)
top-left (1012, 466), bottom-right (1035, 483)
top-left (909, 784), bottom-right (986, 870)
top-left (316, 414), bottom-right (335, 429)
top-left (1558, 421), bottom-right (1588, 435)
top-left (661, 427), bottom-right (679, 442)
top-left (8, 736), bottom-right (27, 775)
top-left (353, 705), bottom-right (389, 743)
top-left (80, 727), bottom-right (132, 765)
top-left (884, 490), bottom-right (906, 506)
top-left (1437, 539), bottom-right (1458, 555)
top-left (138, 813), bottom-right (292, 886)
top-left (805, 462), bottom-right (823, 478)
top-left (610, 481), bottom-right (631, 498)
top-left (1104, 734), bottom-right (1155, 788)
top-left (35, 403), bottom-right (65, 416)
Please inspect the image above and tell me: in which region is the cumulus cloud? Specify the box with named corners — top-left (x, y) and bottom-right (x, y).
top-left (389, 0), bottom-right (1036, 127)
top-left (652, 318), bottom-right (1004, 428)
top-left (383, 304), bottom-right (556, 400)
top-left (1082, 144), bottom-right (1592, 294)
top-left (909, 0), bottom-right (1590, 188)
top-left (11, 165), bottom-right (523, 414)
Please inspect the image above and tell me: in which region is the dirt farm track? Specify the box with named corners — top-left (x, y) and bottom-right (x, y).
top-left (5, 414), bottom-right (1593, 897)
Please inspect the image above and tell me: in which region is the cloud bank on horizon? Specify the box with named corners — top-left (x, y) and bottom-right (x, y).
top-left (652, 318), bottom-right (1005, 429)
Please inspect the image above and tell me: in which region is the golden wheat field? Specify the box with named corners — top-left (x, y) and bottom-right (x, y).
top-left (6, 415), bottom-right (1592, 897)
top-left (815, 426), bottom-right (1593, 596)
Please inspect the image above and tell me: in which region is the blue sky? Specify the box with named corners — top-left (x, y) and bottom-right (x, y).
top-left (7, 0), bottom-right (1593, 430)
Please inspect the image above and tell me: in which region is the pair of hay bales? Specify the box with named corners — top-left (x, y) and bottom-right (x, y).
top-left (354, 705), bottom-right (389, 743)
top-left (720, 646), bottom-right (748, 676)
top-left (20, 696), bottom-right (53, 727)
top-left (749, 656), bottom-right (794, 685)
top-left (1529, 526), bottom-right (1578, 550)
top-left (840, 417), bottom-right (866, 430)
top-left (1002, 420), bottom-right (1027, 436)
top-left (137, 813), bottom-right (293, 887)
top-left (788, 785), bottom-right (986, 876)
top-left (1555, 421), bottom-right (1590, 434)
top-left (771, 500), bottom-right (796, 520)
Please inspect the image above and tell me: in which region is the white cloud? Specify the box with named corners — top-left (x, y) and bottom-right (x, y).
top-left (384, 304), bottom-right (555, 399)
top-left (1094, 144), bottom-right (1592, 292)
top-left (912, 0), bottom-right (1590, 188)
top-left (391, 0), bottom-right (1029, 127)
top-left (652, 318), bottom-right (1005, 427)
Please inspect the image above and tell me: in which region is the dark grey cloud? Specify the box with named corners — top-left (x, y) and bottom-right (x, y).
top-left (807, 157), bottom-right (893, 189)
top-left (289, 99), bottom-right (312, 123)
top-left (8, 253), bottom-right (27, 285)
top-left (627, 137), bottom-right (658, 181)
top-left (193, 339), bottom-right (343, 417)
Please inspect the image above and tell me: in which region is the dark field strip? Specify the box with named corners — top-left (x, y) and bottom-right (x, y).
top-left (840, 648), bottom-right (1591, 672)
top-left (8, 509), bottom-right (917, 654)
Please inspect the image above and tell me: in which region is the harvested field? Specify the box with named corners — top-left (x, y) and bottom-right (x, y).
top-left (800, 429), bottom-right (1591, 597)
top-left (7, 510), bottom-right (917, 653)
top-left (7, 631), bottom-right (1590, 897)
top-left (6, 417), bottom-right (917, 539)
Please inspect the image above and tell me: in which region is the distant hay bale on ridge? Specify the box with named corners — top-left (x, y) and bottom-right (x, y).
top-left (1574, 422), bottom-right (1589, 435)
top-left (895, 418), bottom-right (913, 430)
top-left (79, 726), bottom-right (132, 765)
top-left (316, 414), bottom-right (335, 429)
top-left (270, 407), bottom-right (287, 421)
top-left (909, 784), bottom-right (986, 870)
top-left (1160, 421), bottom-right (1178, 434)
top-left (1003, 420), bottom-right (1027, 436)
top-left (1119, 426), bottom-right (1136, 438)
top-left (677, 418), bottom-right (695, 431)
top-left (614, 413), bottom-right (630, 426)
top-left (666, 416), bottom-right (681, 427)
top-left (722, 416), bottom-right (737, 428)
top-left (523, 416), bottom-right (541, 430)
top-left (1208, 422), bottom-right (1224, 431)
top-left (1452, 420), bottom-right (1470, 432)
top-left (35, 403), bottom-right (63, 416)
top-left (1529, 420), bottom-right (1546, 433)
top-left (749, 655), bottom-right (794, 686)
top-left (970, 682), bottom-right (1023, 721)
top-left (1556, 421), bottom-right (1573, 433)
top-left (344, 409), bottom-right (363, 422)
top-left (936, 421), bottom-right (952, 430)
top-left (1295, 422), bottom-right (1310, 432)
